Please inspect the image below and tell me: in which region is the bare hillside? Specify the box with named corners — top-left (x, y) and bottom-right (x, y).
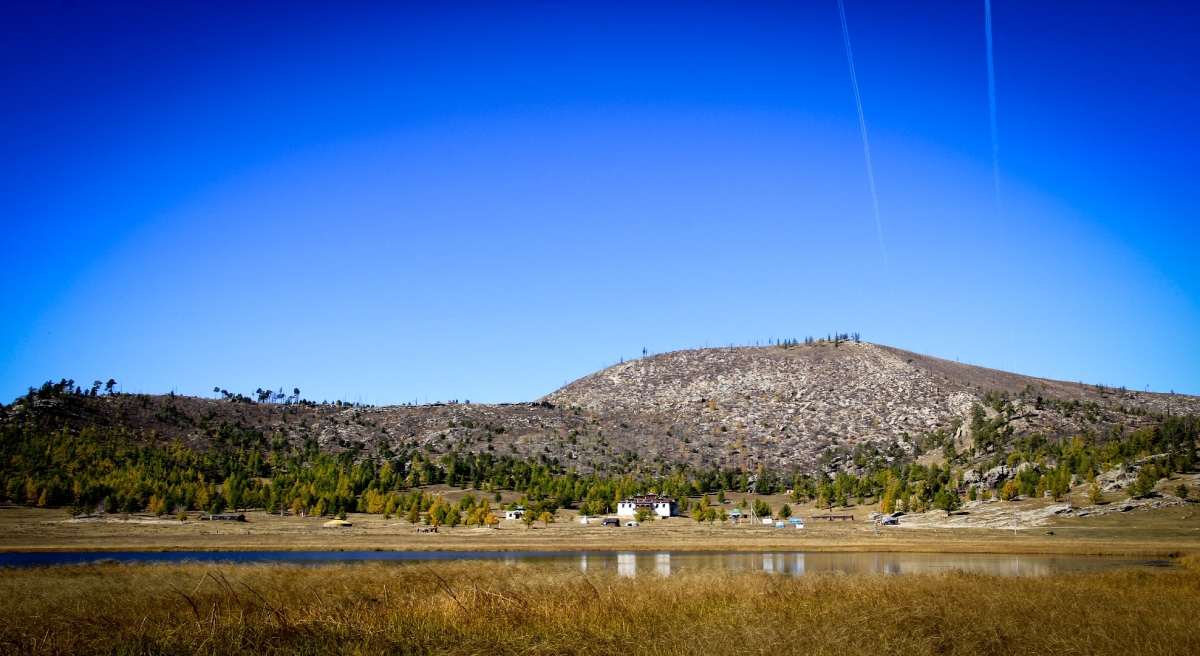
top-left (542, 341), bottom-right (1198, 471)
top-left (6, 341), bottom-right (1196, 476)
top-left (544, 341), bottom-right (972, 470)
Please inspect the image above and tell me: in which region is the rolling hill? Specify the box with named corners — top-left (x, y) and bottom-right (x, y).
top-left (6, 340), bottom-right (1194, 478)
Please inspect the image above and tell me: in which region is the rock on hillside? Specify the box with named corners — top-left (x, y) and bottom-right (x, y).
top-left (543, 341), bottom-right (1200, 471)
top-left (544, 342), bottom-right (974, 471)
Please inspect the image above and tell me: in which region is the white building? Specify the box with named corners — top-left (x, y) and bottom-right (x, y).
top-left (505, 507), bottom-right (525, 520)
top-left (616, 494), bottom-right (678, 518)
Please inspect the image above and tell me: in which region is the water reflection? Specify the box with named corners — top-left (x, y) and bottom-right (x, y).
top-left (0, 550), bottom-right (1178, 575)
top-left (617, 553), bottom-right (637, 578)
top-left (655, 553), bottom-right (671, 577)
top-left (561, 551), bottom-right (1176, 578)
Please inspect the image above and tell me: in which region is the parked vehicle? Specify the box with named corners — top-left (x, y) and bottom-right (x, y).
top-left (199, 513), bottom-right (245, 522)
top-left (625, 521), bottom-right (640, 527)
top-left (600, 517), bottom-right (621, 526)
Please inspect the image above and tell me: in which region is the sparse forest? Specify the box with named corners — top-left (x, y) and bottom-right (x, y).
top-left (2, 373), bottom-right (1195, 522)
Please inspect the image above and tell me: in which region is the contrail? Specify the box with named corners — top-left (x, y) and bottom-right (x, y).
top-left (985, 0), bottom-right (1001, 210)
top-left (985, 0), bottom-right (1014, 372)
top-left (838, 0), bottom-right (887, 273)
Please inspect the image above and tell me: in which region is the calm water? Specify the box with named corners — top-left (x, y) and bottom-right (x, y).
top-left (0, 550), bottom-right (1178, 576)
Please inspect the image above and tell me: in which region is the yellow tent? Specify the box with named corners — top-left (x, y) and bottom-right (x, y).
top-left (323, 519), bottom-right (352, 528)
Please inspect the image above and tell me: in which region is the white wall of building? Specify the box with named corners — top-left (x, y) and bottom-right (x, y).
top-left (616, 500), bottom-right (678, 517)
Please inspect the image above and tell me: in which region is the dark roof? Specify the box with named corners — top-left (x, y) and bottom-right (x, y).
top-left (200, 513), bottom-right (246, 521)
top-left (619, 494), bottom-right (676, 504)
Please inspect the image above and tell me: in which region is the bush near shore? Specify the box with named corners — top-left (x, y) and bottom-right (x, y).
top-left (1, 562), bottom-right (1198, 655)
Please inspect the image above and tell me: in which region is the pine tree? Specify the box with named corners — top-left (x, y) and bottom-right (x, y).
top-left (999, 480), bottom-right (1019, 501)
top-left (1129, 469), bottom-right (1158, 499)
top-left (880, 490), bottom-right (896, 514)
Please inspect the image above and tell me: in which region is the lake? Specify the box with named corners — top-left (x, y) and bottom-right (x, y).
top-left (0, 550), bottom-right (1178, 575)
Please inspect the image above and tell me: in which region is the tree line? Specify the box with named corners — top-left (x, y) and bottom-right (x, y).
top-left (2, 380), bottom-right (1195, 521)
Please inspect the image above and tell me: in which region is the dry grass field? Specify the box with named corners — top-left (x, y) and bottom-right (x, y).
top-left (3, 487), bottom-right (1198, 654)
top-left (1, 560), bottom-right (1198, 655)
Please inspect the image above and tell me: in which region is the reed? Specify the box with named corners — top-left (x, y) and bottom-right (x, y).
top-left (1, 561), bottom-right (1197, 655)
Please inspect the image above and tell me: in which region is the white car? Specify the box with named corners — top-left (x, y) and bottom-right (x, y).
top-left (624, 521), bottom-right (639, 527)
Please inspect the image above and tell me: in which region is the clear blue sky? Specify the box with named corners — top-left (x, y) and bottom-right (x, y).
top-left (2, 1), bottom-right (1197, 404)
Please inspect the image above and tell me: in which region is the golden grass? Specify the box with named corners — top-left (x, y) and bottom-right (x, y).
top-left (1, 561), bottom-right (1198, 655)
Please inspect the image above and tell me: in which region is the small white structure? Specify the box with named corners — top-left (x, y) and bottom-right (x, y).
top-left (505, 507), bottom-right (525, 520)
top-left (616, 494), bottom-right (678, 518)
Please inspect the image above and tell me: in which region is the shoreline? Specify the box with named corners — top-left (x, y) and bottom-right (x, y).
top-left (0, 543), bottom-right (1193, 557)
top-left (3, 500), bottom-right (1196, 559)
top-left (1, 534), bottom-right (1193, 558)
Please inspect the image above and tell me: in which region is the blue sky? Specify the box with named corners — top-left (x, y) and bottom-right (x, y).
top-left (2, 0), bottom-right (1197, 404)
